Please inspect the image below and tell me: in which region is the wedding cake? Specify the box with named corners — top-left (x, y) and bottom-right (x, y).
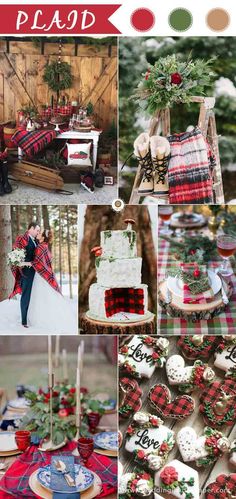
top-left (86, 219), bottom-right (151, 322)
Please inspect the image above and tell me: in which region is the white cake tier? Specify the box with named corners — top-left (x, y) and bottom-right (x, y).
top-left (101, 230), bottom-right (137, 259)
top-left (96, 257), bottom-right (142, 287)
top-left (88, 283), bottom-right (148, 320)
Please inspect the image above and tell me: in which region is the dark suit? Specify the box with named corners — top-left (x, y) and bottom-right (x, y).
top-left (20, 237), bottom-right (36, 325)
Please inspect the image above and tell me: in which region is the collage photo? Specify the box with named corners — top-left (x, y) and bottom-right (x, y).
top-left (0, 25), bottom-right (236, 499)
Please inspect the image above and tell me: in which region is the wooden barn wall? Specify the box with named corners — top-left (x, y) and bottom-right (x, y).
top-left (0, 41), bottom-right (117, 129)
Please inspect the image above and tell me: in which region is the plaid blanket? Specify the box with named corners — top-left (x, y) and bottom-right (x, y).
top-left (12, 129), bottom-right (57, 157)
top-left (105, 288), bottom-right (144, 318)
top-left (180, 263), bottom-right (214, 304)
top-left (0, 442), bottom-right (117, 498)
top-left (167, 127), bottom-right (214, 204)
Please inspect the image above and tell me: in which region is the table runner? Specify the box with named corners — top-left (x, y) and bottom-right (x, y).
top-left (0, 442), bottom-right (117, 499)
top-left (158, 232), bottom-right (236, 334)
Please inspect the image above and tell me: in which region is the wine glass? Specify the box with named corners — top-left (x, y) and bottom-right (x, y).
top-left (159, 206), bottom-right (173, 235)
top-left (77, 437), bottom-right (94, 468)
top-left (216, 234), bottom-right (236, 277)
top-left (87, 412), bottom-right (101, 434)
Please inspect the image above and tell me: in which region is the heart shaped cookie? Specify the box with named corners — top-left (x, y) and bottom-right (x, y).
top-left (119, 377), bottom-right (143, 419)
top-left (177, 335), bottom-right (219, 360)
top-left (199, 378), bottom-right (236, 428)
top-left (206, 473), bottom-right (236, 498)
top-left (177, 426), bottom-right (230, 466)
top-left (148, 384), bottom-right (194, 419)
top-left (166, 355), bottom-right (215, 392)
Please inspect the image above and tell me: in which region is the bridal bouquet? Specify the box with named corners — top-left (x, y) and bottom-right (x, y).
top-left (7, 248), bottom-right (26, 267)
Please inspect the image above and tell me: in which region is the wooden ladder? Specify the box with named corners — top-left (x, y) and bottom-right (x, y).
top-left (128, 96), bottom-right (225, 205)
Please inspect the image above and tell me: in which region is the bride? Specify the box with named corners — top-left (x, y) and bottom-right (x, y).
top-left (26, 229), bottom-right (77, 334)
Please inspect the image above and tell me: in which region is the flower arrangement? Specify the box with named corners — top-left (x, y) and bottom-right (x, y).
top-left (197, 427), bottom-right (230, 466)
top-left (178, 360), bottom-right (215, 393)
top-left (7, 248), bottom-right (26, 267)
top-left (119, 472), bottom-right (153, 498)
top-left (132, 54), bottom-right (215, 114)
top-left (160, 465), bottom-right (195, 499)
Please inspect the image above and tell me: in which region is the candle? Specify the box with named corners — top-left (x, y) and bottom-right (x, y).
top-left (55, 336), bottom-right (60, 368)
top-left (62, 349), bottom-right (68, 382)
top-left (48, 336), bottom-right (52, 376)
top-left (76, 367), bottom-right (81, 427)
top-left (80, 340), bottom-right (84, 375)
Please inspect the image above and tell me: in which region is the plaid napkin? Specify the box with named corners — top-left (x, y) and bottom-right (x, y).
top-left (0, 442), bottom-right (117, 498)
top-left (50, 456), bottom-right (76, 493)
top-left (180, 263), bottom-right (214, 304)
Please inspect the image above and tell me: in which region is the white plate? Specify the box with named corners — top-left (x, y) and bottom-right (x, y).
top-left (167, 269), bottom-right (222, 298)
top-left (171, 212), bottom-right (203, 223)
top-left (0, 432), bottom-right (18, 452)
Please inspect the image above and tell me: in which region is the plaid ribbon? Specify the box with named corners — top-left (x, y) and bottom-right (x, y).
top-left (180, 263), bottom-right (214, 304)
top-left (119, 377), bottom-right (143, 418)
top-left (177, 336), bottom-right (220, 360)
top-left (0, 442), bottom-right (117, 498)
top-left (12, 129), bottom-right (57, 157)
top-left (149, 383), bottom-right (195, 419)
top-left (58, 105), bottom-right (72, 116)
top-left (199, 378), bottom-right (236, 428)
top-left (167, 127), bottom-right (214, 204)
top-left (158, 228), bottom-right (236, 335)
top-left (105, 288), bottom-right (144, 318)
top-left (205, 473), bottom-right (236, 498)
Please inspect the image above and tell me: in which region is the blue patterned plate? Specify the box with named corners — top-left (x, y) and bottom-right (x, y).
top-left (37, 463), bottom-right (94, 493)
top-left (94, 432), bottom-right (118, 451)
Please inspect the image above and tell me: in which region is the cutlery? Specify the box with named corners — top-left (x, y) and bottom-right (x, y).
top-left (215, 270), bottom-right (229, 304)
top-left (55, 460), bottom-right (76, 487)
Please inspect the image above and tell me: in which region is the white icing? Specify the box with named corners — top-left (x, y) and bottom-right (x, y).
top-left (136, 478), bottom-right (152, 496)
top-left (214, 345), bottom-right (236, 372)
top-left (96, 257), bottom-right (142, 287)
top-left (155, 459), bottom-right (200, 499)
top-left (177, 428), bottom-right (208, 462)
top-left (133, 412), bottom-right (150, 424)
top-left (147, 454), bottom-right (163, 471)
top-left (166, 355), bottom-right (193, 385)
top-left (156, 337), bottom-right (169, 351)
top-left (122, 336), bottom-right (156, 378)
top-left (118, 473), bottom-right (133, 494)
top-left (88, 284), bottom-right (148, 320)
top-left (230, 442), bottom-right (236, 467)
top-left (101, 230), bottom-right (137, 259)
top-left (125, 426), bottom-right (174, 458)
top-left (217, 437), bottom-right (230, 452)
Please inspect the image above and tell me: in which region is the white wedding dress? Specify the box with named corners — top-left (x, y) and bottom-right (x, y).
top-left (27, 272), bottom-right (77, 334)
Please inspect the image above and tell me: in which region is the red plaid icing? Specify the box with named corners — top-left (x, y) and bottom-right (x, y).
top-left (0, 442), bottom-right (117, 498)
top-left (177, 335), bottom-right (219, 360)
top-left (168, 127), bottom-right (214, 204)
top-left (149, 383), bottom-right (195, 419)
top-left (119, 377), bottom-right (143, 419)
top-left (12, 129), bottom-right (57, 157)
top-left (199, 378), bottom-right (236, 428)
top-left (206, 473), bottom-right (236, 498)
top-left (105, 288), bottom-right (144, 317)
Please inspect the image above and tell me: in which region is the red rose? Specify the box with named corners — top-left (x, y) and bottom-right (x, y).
top-left (193, 268), bottom-right (200, 278)
top-left (160, 466), bottom-right (178, 485)
top-left (120, 346), bottom-right (129, 354)
top-left (145, 69), bottom-right (151, 81)
top-left (58, 408), bottom-right (69, 418)
top-left (45, 393), bottom-right (50, 399)
top-left (152, 352), bottom-right (160, 360)
top-left (144, 336), bottom-right (153, 345)
top-left (140, 473), bottom-right (151, 480)
top-left (171, 72), bottom-right (182, 85)
top-left (150, 417), bottom-right (159, 426)
top-left (69, 387), bottom-right (76, 394)
top-left (206, 436), bottom-right (218, 448)
top-left (160, 442), bottom-right (169, 452)
top-left (127, 426), bottom-right (134, 435)
top-left (137, 450), bottom-right (145, 459)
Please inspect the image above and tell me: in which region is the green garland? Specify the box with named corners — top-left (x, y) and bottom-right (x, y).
top-left (168, 266), bottom-right (210, 295)
top-left (43, 61), bottom-right (73, 92)
top-left (132, 53), bottom-right (215, 114)
top-left (160, 234), bottom-right (217, 263)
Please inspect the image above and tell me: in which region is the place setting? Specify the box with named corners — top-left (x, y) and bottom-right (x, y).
top-left (158, 205), bottom-right (236, 334)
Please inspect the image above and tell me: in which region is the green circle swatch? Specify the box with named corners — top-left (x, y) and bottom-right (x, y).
top-left (169, 8), bottom-right (193, 32)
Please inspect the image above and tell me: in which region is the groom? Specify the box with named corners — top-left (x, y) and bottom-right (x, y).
top-left (10, 222), bottom-right (40, 327)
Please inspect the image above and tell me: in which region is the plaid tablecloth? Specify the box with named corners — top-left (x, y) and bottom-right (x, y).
top-left (158, 232), bottom-right (236, 335)
top-left (0, 442), bottom-right (117, 498)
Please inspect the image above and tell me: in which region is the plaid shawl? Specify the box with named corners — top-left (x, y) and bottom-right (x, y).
top-left (180, 263), bottom-right (214, 304)
top-left (0, 442), bottom-right (117, 498)
top-left (32, 243), bottom-right (61, 294)
top-left (167, 127), bottom-right (214, 204)
top-left (9, 232), bottom-right (32, 299)
top-left (12, 129), bottom-right (57, 157)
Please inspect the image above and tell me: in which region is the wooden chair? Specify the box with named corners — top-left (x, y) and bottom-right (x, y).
top-left (128, 96), bottom-right (225, 205)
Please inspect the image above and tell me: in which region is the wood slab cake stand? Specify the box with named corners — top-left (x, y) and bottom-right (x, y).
top-left (80, 313), bottom-right (156, 335)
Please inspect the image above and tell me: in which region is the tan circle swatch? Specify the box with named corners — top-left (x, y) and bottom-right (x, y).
top-left (206, 8), bottom-right (230, 31)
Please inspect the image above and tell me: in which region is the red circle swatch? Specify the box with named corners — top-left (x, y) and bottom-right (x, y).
top-left (131, 8), bottom-right (155, 32)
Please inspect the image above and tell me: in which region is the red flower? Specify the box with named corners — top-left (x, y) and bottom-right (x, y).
top-left (38, 388), bottom-right (43, 395)
top-left (145, 69), bottom-right (151, 80)
top-left (58, 408), bottom-right (69, 418)
top-left (80, 387), bottom-right (88, 394)
top-left (69, 387), bottom-right (76, 394)
top-left (189, 249), bottom-right (196, 255)
top-left (52, 390), bottom-right (59, 397)
top-left (45, 393), bottom-right (50, 400)
top-left (127, 425), bottom-right (135, 435)
top-left (137, 450), bottom-right (146, 459)
top-left (120, 346), bottom-right (129, 354)
top-left (140, 473), bottom-right (151, 480)
top-left (206, 436), bottom-right (218, 448)
top-left (144, 336), bottom-right (153, 345)
top-left (218, 342), bottom-right (225, 351)
top-left (160, 442), bottom-right (169, 452)
top-left (160, 466), bottom-right (178, 485)
top-left (171, 72), bottom-right (182, 85)
top-left (152, 352), bottom-right (160, 360)
top-left (150, 417), bottom-right (159, 427)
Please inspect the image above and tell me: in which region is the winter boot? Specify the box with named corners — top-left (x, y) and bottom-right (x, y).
top-left (80, 171), bottom-right (95, 193)
top-left (1, 160), bottom-right (12, 194)
top-left (134, 133), bottom-right (154, 194)
top-left (150, 136), bottom-right (170, 195)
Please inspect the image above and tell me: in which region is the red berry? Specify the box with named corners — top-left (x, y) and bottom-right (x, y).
top-left (193, 269), bottom-right (200, 278)
top-left (171, 72), bottom-right (182, 85)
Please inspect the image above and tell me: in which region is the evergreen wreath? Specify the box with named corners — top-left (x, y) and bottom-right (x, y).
top-left (132, 53), bottom-right (215, 114)
top-left (43, 61), bottom-right (73, 93)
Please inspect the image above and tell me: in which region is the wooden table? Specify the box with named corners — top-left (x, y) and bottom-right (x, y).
top-left (119, 336), bottom-right (236, 498)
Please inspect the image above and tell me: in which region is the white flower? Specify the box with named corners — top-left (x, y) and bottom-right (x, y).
top-left (156, 337), bottom-right (169, 351)
top-left (118, 473), bottom-right (133, 494)
top-left (118, 354), bottom-right (125, 365)
top-left (133, 412), bottom-right (149, 425)
top-left (203, 367), bottom-right (215, 382)
top-left (147, 454), bottom-right (162, 470)
top-left (136, 478), bottom-right (152, 496)
top-left (217, 437), bottom-right (230, 453)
